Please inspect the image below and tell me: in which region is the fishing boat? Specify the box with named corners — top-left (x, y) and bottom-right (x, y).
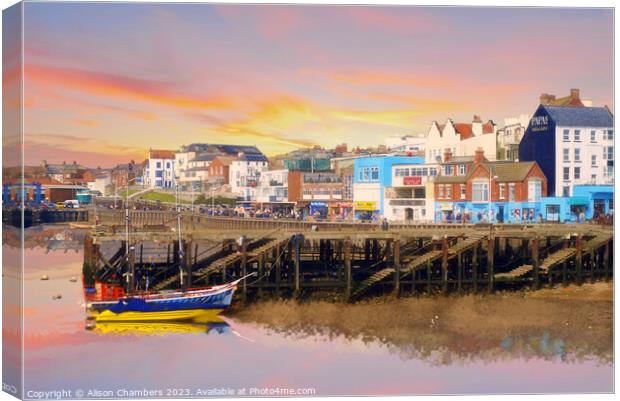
top-left (87, 277), bottom-right (247, 323)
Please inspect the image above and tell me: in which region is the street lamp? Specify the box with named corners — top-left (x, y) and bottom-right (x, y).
top-left (174, 175), bottom-right (184, 286)
top-left (488, 173), bottom-right (498, 223)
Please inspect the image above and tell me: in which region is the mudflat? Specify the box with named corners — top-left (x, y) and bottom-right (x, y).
top-left (230, 282), bottom-right (613, 364)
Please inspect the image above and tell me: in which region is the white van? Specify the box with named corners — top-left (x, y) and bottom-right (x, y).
top-left (63, 200), bottom-right (80, 209)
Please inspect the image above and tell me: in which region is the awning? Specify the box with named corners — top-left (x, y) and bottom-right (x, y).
top-left (568, 197), bottom-right (590, 206)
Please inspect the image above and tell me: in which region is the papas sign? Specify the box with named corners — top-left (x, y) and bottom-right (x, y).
top-left (530, 115), bottom-right (549, 132)
top-left (403, 176), bottom-right (422, 185)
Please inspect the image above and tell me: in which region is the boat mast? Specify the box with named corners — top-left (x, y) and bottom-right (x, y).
top-left (176, 175), bottom-right (184, 287)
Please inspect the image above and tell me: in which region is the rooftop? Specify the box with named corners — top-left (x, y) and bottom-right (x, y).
top-left (542, 105), bottom-right (613, 128)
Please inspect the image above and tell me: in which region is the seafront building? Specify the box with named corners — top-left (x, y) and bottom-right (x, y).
top-left (496, 114), bottom-right (530, 161)
top-left (385, 134), bottom-right (426, 153)
top-left (145, 149), bottom-right (176, 189)
top-left (519, 104), bottom-right (614, 197)
top-left (425, 115), bottom-right (497, 164)
top-left (288, 170), bottom-right (344, 219)
top-left (353, 154), bottom-right (425, 220)
top-left (433, 149), bottom-right (547, 223)
top-left (385, 162), bottom-right (439, 222)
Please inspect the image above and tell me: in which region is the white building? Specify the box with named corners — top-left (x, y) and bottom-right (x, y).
top-left (86, 173), bottom-right (111, 195)
top-left (145, 149), bottom-right (176, 189)
top-left (230, 152), bottom-right (269, 201)
top-left (385, 163), bottom-right (439, 222)
top-left (519, 104), bottom-right (614, 197)
top-left (256, 169), bottom-right (289, 204)
top-left (496, 114), bottom-right (530, 161)
top-left (385, 135), bottom-right (426, 153)
top-left (425, 115), bottom-right (497, 163)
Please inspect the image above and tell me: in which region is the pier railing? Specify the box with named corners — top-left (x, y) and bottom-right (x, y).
top-left (94, 209), bottom-right (603, 233)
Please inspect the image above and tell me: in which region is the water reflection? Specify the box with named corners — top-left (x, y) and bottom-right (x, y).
top-left (11, 226), bottom-right (615, 395)
top-left (90, 318), bottom-right (231, 337)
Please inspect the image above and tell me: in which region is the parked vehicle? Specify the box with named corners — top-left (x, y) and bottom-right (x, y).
top-left (55, 202), bottom-right (65, 209)
top-left (64, 200), bottom-right (80, 209)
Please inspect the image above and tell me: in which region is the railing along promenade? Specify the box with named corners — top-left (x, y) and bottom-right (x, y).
top-left (94, 209), bottom-right (606, 234)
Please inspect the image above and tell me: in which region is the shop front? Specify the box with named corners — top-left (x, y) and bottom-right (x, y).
top-left (328, 201), bottom-right (353, 220)
top-left (309, 201), bottom-right (329, 220)
top-left (354, 201), bottom-right (379, 221)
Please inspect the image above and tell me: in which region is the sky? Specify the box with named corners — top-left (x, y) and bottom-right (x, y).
top-left (10, 3), bottom-right (615, 167)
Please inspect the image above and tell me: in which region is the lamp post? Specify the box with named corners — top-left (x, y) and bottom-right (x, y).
top-left (488, 173), bottom-right (498, 223)
top-left (175, 175), bottom-right (184, 286)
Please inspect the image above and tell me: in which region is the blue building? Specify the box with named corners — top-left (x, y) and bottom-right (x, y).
top-left (352, 155), bottom-right (424, 219)
top-left (540, 185), bottom-right (614, 222)
top-left (519, 104), bottom-right (613, 196)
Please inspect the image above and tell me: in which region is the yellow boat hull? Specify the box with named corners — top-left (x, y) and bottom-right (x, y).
top-left (93, 308), bottom-right (224, 323)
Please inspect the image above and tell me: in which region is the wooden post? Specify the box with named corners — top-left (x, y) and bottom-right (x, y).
top-left (603, 240), bottom-right (610, 282)
top-left (426, 260), bottom-right (432, 295)
top-left (487, 236), bottom-right (495, 293)
top-left (139, 244), bottom-right (143, 265)
top-left (275, 243), bottom-right (282, 297)
top-left (344, 237), bottom-right (352, 300)
top-left (575, 235), bottom-right (582, 285)
top-left (294, 235), bottom-right (302, 299)
top-left (590, 250), bottom-right (596, 284)
top-left (184, 241), bottom-right (192, 288)
top-left (364, 239), bottom-right (371, 261)
top-left (457, 252), bottom-right (462, 293)
top-left (393, 238), bottom-right (401, 297)
top-left (258, 252), bottom-right (264, 299)
top-left (441, 236), bottom-right (448, 294)
top-left (166, 243), bottom-right (171, 264)
top-left (472, 242), bottom-right (478, 293)
top-left (562, 260), bottom-right (568, 287)
top-left (532, 237), bottom-right (539, 290)
top-left (240, 239), bottom-right (248, 302)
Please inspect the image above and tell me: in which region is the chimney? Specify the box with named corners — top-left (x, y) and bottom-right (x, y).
top-left (539, 93), bottom-right (556, 105)
top-left (443, 149), bottom-right (453, 162)
top-left (570, 88), bottom-right (580, 100)
top-left (474, 147), bottom-right (485, 164)
top-left (473, 115), bottom-right (482, 123)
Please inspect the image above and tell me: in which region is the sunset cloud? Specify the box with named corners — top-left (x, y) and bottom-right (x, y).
top-left (15, 4), bottom-right (613, 167)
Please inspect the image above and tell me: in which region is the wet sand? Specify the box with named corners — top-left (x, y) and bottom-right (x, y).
top-left (229, 283), bottom-right (613, 364)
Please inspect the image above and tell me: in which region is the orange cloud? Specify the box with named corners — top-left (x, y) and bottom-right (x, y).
top-left (25, 64), bottom-right (233, 111)
top-left (73, 119), bottom-right (100, 127)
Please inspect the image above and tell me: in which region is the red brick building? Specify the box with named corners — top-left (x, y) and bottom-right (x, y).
top-left (434, 149), bottom-right (548, 223)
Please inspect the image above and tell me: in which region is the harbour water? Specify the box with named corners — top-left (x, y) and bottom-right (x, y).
top-left (8, 230), bottom-right (614, 397)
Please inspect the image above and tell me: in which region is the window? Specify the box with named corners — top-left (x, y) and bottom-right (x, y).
top-left (370, 167), bottom-right (379, 181)
top-left (444, 165), bottom-right (454, 175)
top-left (363, 167), bottom-right (370, 181)
top-left (156, 162), bottom-right (161, 169)
top-left (591, 130), bottom-right (597, 143)
top-left (563, 167), bottom-right (570, 181)
top-left (591, 174), bottom-right (597, 181)
top-left (574, 129), bottom-right (581, 142)
top-left (438, 185), bottom-right (445, 199)
top-left (563, 148), bottom-right (569, 162)
top-left (528, 179), bottom-right (542, 202)
top-left (508, 183), bottom-right (515, 202)
top-left (604, 146), bottom-right (614, 160)
top-left (166, 162), bottom-right (171, 169)
top-left (605, 130), bottom-right (614, 140)
top-left (499, 183), bottom-right (506, 199)
top-left (445, 185), bottom-right (452, 198)
top-left (562, 129), bottom-right (570, 141)
top-left (460, 184), bottom-right (466, 199)
top-left (592, 155), bottom-right (597, 166)
top-left (472, 181), bottom-right (489, 202)
top-left (574, 167), bottom-right (581, 179)
top-left (574, 148), bottom-right (580, 162)
top-left (458, 165), bottom-right (466, 175)
top-left (562, 186), bottom-right (570, 197)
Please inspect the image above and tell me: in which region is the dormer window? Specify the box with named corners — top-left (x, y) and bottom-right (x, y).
top-left (458, 165), bottom-right (466, 175)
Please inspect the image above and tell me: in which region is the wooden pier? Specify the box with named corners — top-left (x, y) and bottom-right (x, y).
top-left (83, 212), bottom-right (613, 302)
